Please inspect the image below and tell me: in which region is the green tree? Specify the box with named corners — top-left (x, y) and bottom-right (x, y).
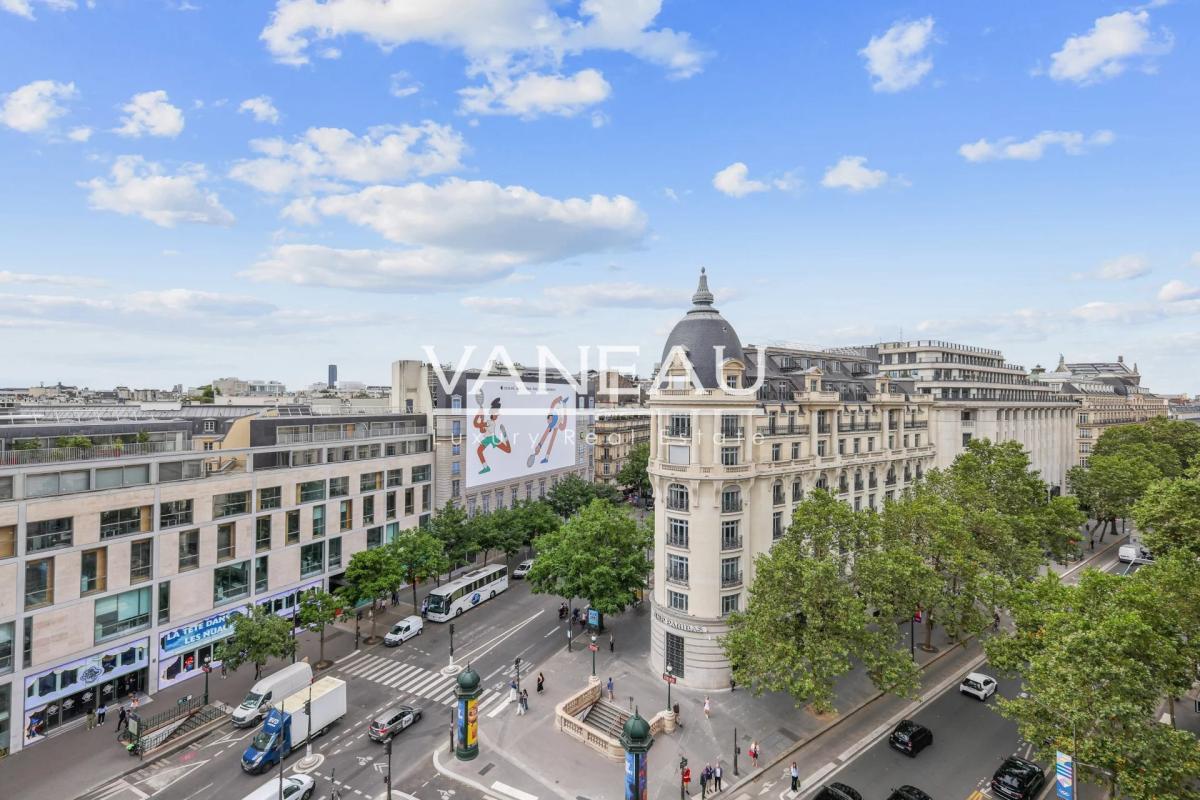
top-left (725, 491), bottom-right (920, 712)
top-left (489, 503), bottom-right (532, 566)
top-left (545, 474), bottom-right (617, 517)
top-left (54, 435), bottom-right (92, 449)
top-left (429, 501), bottom-right (475, 579)
top-left (468, 510), bottom-right (501, 565)
top-left (526, 499), bottom-right (651, 616)
top-left (1133, 473), bottom-right (1200, 559)
top-left (520, 499), bottom-right (561, 543)
top-left (297, 589), bottom-right (340, 669)
top-left (1092, 422), bottom-right (1184, 477)
top-left (214, 605), bottom-right (295, 680)
top-left (1068, 453), bottom-right (1162, 540)
top-left (616, 441), bottom-right (651, 499)
top-left (391, 528), bottom-right (449, 612)
top-left (339, 545), bottom-right (402, 642)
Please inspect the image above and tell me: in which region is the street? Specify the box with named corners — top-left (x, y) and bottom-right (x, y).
top-left (77, 579), bottom-right (568, 800)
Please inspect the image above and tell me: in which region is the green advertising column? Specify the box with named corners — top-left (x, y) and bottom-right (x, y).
top-left (620, 709), bottom-right (653, 800)
top-left (454, 666), bottom-right (482, 762)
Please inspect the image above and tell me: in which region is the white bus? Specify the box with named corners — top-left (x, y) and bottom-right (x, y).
top-left (425, 565), bottom-right (509, 622)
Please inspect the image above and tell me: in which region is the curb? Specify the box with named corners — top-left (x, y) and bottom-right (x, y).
top-left (432, 747), bottom-right (529, 800)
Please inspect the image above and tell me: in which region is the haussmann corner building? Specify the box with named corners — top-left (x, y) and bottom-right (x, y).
top-left (646, 270), bottom-right (1075, 689)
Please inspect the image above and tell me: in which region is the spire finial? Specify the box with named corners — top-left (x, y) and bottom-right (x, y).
top-left (692, 268), bottom-right (714, 308)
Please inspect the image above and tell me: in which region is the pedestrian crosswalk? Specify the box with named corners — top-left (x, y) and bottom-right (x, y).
top-left (336, 652), bottom-right (507, 714)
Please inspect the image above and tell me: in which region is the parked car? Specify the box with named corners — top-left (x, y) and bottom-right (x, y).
top-left (241, 774), bottom-right (314, 800)
top-left (959, 671), bottom-right (998, 701)
top-left (991, 755), bottom-right (1047, 800)
top-left (368, 704), bottom-right (422, 742)
top-left (888, 719), bottom-right (933, 757)
top-left (886, 787), bottom-right (932, 800)
top-left (383, 615), bottom-right (423, 646)
top-left (812, 782), bottom-right (863, 800)
top-left (1118, 543), bottom-right (1154, 565)
top-left (513, 559), bottom-right (534, 579)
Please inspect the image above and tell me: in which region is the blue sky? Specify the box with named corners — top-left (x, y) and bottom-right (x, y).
top-left (2, 1), bottom-right (1198, 393)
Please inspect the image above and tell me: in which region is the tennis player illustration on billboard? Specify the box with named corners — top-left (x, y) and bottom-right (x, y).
top-left (528, 394), bottom-right (570, 467)
top-left (473, 392), bottom-right (511, 475)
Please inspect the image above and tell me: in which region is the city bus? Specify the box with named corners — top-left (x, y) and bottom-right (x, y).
top-left (424, 564), bottom-right (509, 622)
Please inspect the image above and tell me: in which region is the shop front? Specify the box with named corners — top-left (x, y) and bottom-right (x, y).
top-left (0, 682), bottom-right (10, 758)
top-left (158, 607), bottom-right (245, 690)
top-left (22, 637), bottom-right (150, 746)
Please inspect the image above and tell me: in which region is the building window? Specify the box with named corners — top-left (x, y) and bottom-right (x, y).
top-left (363, 495), bottom-right (375, 525)
top-left (95, 464), bottom-right (150, 490)
top-left (157, 581), bottom-right (170, 624)
top-left (721, 487), bottom-right (741, 513)
top-left (301, 542), bottom-right (324, 577)
top-left (386, 491), bottom-right (397, 520)
top-left (772, 511), bottom-right (784, 540)
top-left (286, 510), bottom-right (300, 544)
top-left (665, 632), bottom-right (685, 678)
top-left (23, 616), bottom-right (32, 668)
top-left (94, 587), bottom-right (151, 643)
top-left (962, 433), bottom-right (972, 447)
top-left (667, 484), bottom-right (689, 511)
top-left (667, 590), bottom-right (688, 613)
top-left (80, 548), bottom-right (107, 595)
top-left (213, 561), bottom-right (251, 605)
top-left (771, 443), bottom-right (781, 461)
top-left (387, 468), bottom-right (403, 487)
top-left (27, 517), bottom-right (73, 553)
top-left (791, 442), bottom-right (801, 459)
top-left (773, 481), bottom-right (785, 505)
top-left (817, 440), bottom-right (826, 457)
top-left (0, 475), bottom-right (11, 501)
top-left (360, 472), bottom-right (382, 492)
top-left (792, 480), bottom-right (803, 501)
top-left (328, 537), bottom-right (342, 569)
top-left (159, 499), bottom-right (193, 529)
top-left (452, 480), bottom-right (461, 499)
top-left (203, 420), bottom-right (216, 433)
top-left (0, 524), bottom-right (14, 559)
top-left (667, 518), bottom-right (689, 549)
top-left (296, 481), bottom-right (326, 504)
top-left (666, 554), bottom-right (689, 586)
top-left (100, 506), bottom-right (150, 540)
top-left (178, 530), bottom-right (199, 571)
top-left (721, 557), bottom-right (741, 587)
top-left (720, 446), bottom-right (739, 466)
top-left (367, 527), bottom-right (384, 549)
top-left (668, 414), bottom-right (691, 438)
top-left (256, 516), bottom-right (272, 551)
top-left (329, 476), bottom-right (350, 498)
top-left (340, 500), bottom-right (353, 531)
top-left (312, 505), bottom-right (326, 538)
top-left (721, 594), bottom-right (740, 616)
top-left (130, 539), bottom-right (153, 583)
top-left (405, 488), bottom-right (415, 516)
top-left (258, 486), bottom-right (282, 511)
top-left (412, 465), bottom-right (431, 483)
top-left (217, 523), bottom-right (236, 561)
top-left (213, 491), bottom-right (249, 518)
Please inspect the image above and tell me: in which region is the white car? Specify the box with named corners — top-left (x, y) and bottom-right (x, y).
top-left (513, 559), bottom-right (534, 579)
top-left (1118, 543), bottom-right (1154, 565)
top-left (243, 774), bottom-right (314, 800)
top-left (959, 672), bottom-right (997, 701)
top-left (383, 615), bottom-right (423, 646)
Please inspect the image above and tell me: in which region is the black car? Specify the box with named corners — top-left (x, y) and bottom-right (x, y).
top-left (991, 756), bottom-right (1047, 800)
top-left (887, 787), bottom-right (932, 800)
top-left (888, 719), bottom-right (933, 757)
top-left (813, 783), bottom-right (862, 800)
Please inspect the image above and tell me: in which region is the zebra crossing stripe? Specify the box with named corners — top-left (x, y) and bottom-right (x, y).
top-left (477, 692), bottom-right (502, 712)
top-left (345, 656), bottom-right (385, 676)
top-left (359, 658), bottom-right (402, 681)
top-left (381, 664), bottom-right (423, 687)
top-left (408, 672), bottom-right (447, 695)
top-left (393, 669), bottom-right (435, 693)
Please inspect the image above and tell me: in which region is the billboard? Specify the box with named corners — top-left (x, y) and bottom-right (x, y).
top-left (465, 378), bottom-right (577, 488)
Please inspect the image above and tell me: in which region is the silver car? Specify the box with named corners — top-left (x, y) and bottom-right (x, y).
top-left (368, 704), bottom-right (422, 742)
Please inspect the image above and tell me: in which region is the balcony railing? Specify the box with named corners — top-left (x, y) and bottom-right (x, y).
top-left (721, 572), bottom-right (743, 588)
top-left (756, 424), bottom-right (810, 437)
top-left (837, 422), bottom-right (882, 433)
top-left (276, 425), bottom-right (428, 445)
top-left (905, 420), bottom-right (929, 429)
top-left (721, 536), bottom-right (743, 551)
top-left (721, 500), bottom-right (743, 513)
top-left (0, 439), bottom-right (185, 466)
top-left (666, 574), bottom-right (689, 588)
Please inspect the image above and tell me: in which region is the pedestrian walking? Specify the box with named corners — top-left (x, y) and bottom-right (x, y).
top-left (536, 672), bottom-right (545, 694)
top-left (703, 696), bottom-right (711, 719)
top-left (86, 709), bottom-right (96, 730)
top-left (729, 675), bottom-right (736, 692)
top-left (681, 766), bottom-right (691, 798)
top-left (117, 706), bottom-right (128, 731)
top-left (750, 741), bottom-right (759, 768)
top-left (509, 679), bottom-right (518, 703)
top-left (790, 761), bottom-right (799, 792)
top-left (607, 676), bottom-right (614, 701)
top-left (518, 689), bottom-right (528, 715)
top-left (699, 764), bottom-right (709, 798)
top-left (609, 632), bottom-right (614, 652)
top-left (993, 611), bottom-right (1001, 632)
top-left (713, 764), bottom-right (722, 792)
top-left (96, 703), bottom-right (107, 725)
top-left (221, 661), bottom-right (228, 679)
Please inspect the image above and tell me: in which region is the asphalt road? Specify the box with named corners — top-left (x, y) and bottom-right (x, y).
top-left (801, 662), bottom-right (1035, 800)
top-left (78, 578), bottom-right (570, 800)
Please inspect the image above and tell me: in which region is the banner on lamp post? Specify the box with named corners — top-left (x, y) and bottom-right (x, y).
top-left (1055, 751), bottom-right (1074, 800)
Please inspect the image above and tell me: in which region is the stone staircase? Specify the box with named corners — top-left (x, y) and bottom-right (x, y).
top-left (583, 698), bottom-right (630, 740)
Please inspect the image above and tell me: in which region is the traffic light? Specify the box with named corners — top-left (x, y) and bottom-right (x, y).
top-left (450, 623), bottom-right (456, 637)
top-left (303, 700), bottom-right (311, 715)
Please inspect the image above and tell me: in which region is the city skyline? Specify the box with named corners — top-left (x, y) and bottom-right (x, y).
top-left (2, 2), bottom-right (1199, 393)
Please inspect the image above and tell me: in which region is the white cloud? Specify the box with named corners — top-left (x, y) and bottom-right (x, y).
top-left (115, 90), bottom-right (185, 138)
top-left (463, 281), bottom-right (691, 316)
top-left (1191, 251), bottom-right (1200, 268)
top-left (242, 244), bottom-right (517, 292)
top-left (1096, 254), bottom-right (1149, 280)
top-left (229, 122), bottom-right (465, 194)
top-left (0, 270), bottom-right (104, 287)
top-left (459, 69), bottom-right (611, 118)
top-left (959, 129), bottom-right (1114, 162)
top-left (860, 17), bottom-right (935, 93)
top-left (712, 162), bottom-right (768, 197)
top-left (67, 125), bottom-right (92, 142)
top-left (1048, 10), bottom-right (1172, 84)
top-left (663, 187), bottom-right (679, 202)
top-left (82, 155), bottom-right (234, 228)
top-left (238, 95), bottom-right (280, 124)
top-left (1070, 300), bottom-right (1161, 324)
top-left (1159, 279), bottom-right (1200, 303)
top-left (389, 71), bottom-right (421, 98)
top-left (821, 156), bottom-right (890, 192)
top-left (1, 79), bottom-right (76, 133)
top-left (1, 0), bottom-right (77, 20)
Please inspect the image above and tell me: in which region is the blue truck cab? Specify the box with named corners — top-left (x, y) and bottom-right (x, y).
top-left (241, 708), bottom-right (292, 773)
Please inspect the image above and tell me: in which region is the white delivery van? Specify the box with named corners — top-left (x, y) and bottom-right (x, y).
top-left (232, 662), bottom-right (313, 727)
top-left (384, 615), bottom-right (423, 646)
top-left (240, 774), bottom-right (315, 800)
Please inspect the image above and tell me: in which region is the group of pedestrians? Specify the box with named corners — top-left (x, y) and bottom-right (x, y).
top-left (82, 702), bottom-right (130, 734)
top-left (696, 762), bottom-right (723, 797)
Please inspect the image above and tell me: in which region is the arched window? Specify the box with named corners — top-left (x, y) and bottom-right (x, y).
top-left (838, 471), bottom-right (849, 494)
top-left (721, 486), bottom-right (741, 513)
top-left (667, 483), bottom-right (689, 511)
top-left (854, 470), bottom-right (864, 491)
top-left (792, 479), bottom-right (803, 501)
top-left (772, 480), bottom-right (785, 505)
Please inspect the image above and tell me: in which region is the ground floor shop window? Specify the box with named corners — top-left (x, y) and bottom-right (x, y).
top-left (665, 632), bottom-right (685, 679)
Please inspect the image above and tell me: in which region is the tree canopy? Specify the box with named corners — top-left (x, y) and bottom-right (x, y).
top-left (391, 527), bottom-right (449, 611)
top-left (545, 474), bottom-right (622, 518)
top-left (339, 545), bottom-right (402, 639)
top-left (616, 441), bottom-right (651, 499)
top-left (297, 589), bottom-right (340, 669)
top-left (215, 605), bottom-right (294, 680)
top-left (1133, 471), bottom-right (1200, 559)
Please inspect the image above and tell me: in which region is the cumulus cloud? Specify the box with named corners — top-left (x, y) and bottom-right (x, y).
top-left (959, 130), bottom-right (1114, 162)
top-left (1096, 254), bottom-right (1150, 281)
top-left (1, 79), bottom-right (76, 132)
top-left (1, 0), bottom-right (77, 20)
top-left (238, 95), bottom-right (280, 124)
top-left (459, 69), bottom-right (611, 118)
top-left (242, 244), bottom-right (517, 292)
top-left (1159, 279), bottom-right (1200, 303)
top-left (463, 281), bottom-right (692, 316)
top-left (389, 71), bottom-right (421, 98)
top-left (821, 156), bottom-right (891, 192)
top-left (0, 270), bottom-right (104, 287)
top-left (115, 90), bottom-right (185, 138)
top-left (82, 155), bottom-right (234, 228)
top-left (860, 17), bottom-right (935, 93)
top-left (1048, 10), bottom-right (1172, 84)
top-left (229, 122), bottom-right (465, 194)
top-left (67, 126), bottom-right (92, 142)
top-left (711, 162), bottom-right (796, 197)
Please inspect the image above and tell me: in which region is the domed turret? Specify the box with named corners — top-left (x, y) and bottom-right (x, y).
top-left (659, 268), bottom-right (744, 389)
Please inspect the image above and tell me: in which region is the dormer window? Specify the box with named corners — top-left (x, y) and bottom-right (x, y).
top-left (725, 373), bottom-right (739, 389)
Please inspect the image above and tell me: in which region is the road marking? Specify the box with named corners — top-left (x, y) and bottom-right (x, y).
top-left (796, 763), bottom-right (834, 793)
top-left (457, 610), bottom-right (545, 664)
top-left (491, 781), bottom-right (538, 800)
top-left (544, 626), bottom-right (559, 637)
top-left (335, 649), bottom-right (362, 665)
top-left (486, 698), bottom-right (509, 718)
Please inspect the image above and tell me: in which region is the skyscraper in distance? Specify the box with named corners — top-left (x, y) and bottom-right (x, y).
top-left (328, 364), bottom-right (337, 389)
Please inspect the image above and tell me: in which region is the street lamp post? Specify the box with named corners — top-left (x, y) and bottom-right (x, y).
top-left (449, 623), bottom-right (456, 669)
top-left (590, 634), bottom-right (597, 677)
top-left (384, 735), bottom-right (393, 798)
top-left (665, 664), bottom-right (673, 710)
top-left (514, 658), bottom-right (522, 695)
top-left (304, 680), bottom-right (314, 762)
top-left (201, 659), bottom-right (212, 705)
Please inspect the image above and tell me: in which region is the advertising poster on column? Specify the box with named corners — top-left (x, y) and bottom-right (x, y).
top-left (466, 696), bottom-right (478, 746)
top-left (466, 378), bottom-right (577, 488)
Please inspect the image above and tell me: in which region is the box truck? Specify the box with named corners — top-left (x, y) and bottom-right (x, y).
top-left (241, 676), bottom-right (347, 774)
